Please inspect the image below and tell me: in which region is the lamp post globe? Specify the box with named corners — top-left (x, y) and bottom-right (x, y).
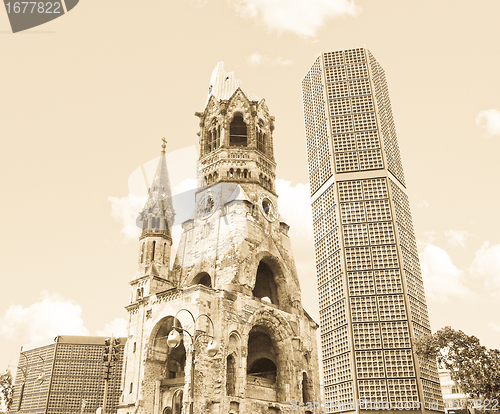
top-left (167, 329), bottom-right (181, 349)
top-left (206, 339), bottom-right (219, 358)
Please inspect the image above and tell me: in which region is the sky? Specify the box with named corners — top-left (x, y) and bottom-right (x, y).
top-left (1, 0), bottom-right (500, 381)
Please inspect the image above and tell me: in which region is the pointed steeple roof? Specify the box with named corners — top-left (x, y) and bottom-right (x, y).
top-left (140, 139), bottom-right (175, 230)
top-left (207, 62), bottom-right (260, 103)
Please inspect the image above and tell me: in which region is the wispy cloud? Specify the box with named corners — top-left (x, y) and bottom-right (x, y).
top-left (417, 200), bottom-right (429, 209)
top-left (419, 244), bottom-right (471, 302)
top-left (470, 242), bottom-right (500, 291)
top-left (476, 109), bottom-right (500, 137)
top-left (248, 52), bottom-right (293, 66)
top-left (96, 318), bottom-right (128, 337)
top-left (230, 0), bottom-right (360, 37)
top-left (249, 52), bottom-right (264, 66)
top-left (275, 179), bottom-right (313, 240)
top-left (0, 291), bottom-right (89, 344)
top-left (108, 193), bottom-right (147, 241)
top-left (444, 230), bottom-right (471, 248)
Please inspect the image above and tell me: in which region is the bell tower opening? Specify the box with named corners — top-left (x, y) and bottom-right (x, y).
top-left (229, 114), bottom-right (247, 147)
top-left (253, 261), bottom-right (278, 305)
top-left (191, 272), bottom-right (212, 288)
top-left (247, 330), bottom-right (277, 383)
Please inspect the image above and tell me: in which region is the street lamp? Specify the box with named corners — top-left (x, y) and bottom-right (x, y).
top-left (166, 309), bottom-right (219, 414)
top-left (16, 353), bottom-right (45, 412)
top-left (33, 355), bottom-right (46, 385)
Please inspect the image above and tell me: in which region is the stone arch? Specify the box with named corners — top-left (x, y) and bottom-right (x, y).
top-left (250, 252), bottom-right (292, 309)
top-left (171, 389), bottom-right (183, 414)
top-left (226, 331), bottom-right (241, 397)
top-left (190, 272), bottom-right (212, 288)
top-left (147, 316), bottom-right (186, 378)
top-left (244, 309), bottom-right (295, 403)
top-left (302, 371), bottom-right (314, 408)
top-left (229, 112), bottom-right (248, 147)
top-left (142, 317), bottom-right (187, 414)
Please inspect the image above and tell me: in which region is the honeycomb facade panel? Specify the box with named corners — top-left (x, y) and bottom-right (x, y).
top-left (302, 48), bottom-right (442, 413)
top-left (11, 336), bottom-right (125, 414)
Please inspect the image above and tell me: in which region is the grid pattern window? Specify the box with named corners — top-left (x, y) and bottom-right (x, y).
top-left (352, 323), bottom-right (381, 350)
top-left (304, 49), bottom-right (443, 411)
top-left (384, 349), bottom-right (415, 378)
top-left (324, 381), bottom-right (354, 413)
top-left (12, 339), bottom-right (125, 414)
top-left (380, 321), bottom-right (411, 349)
top-left (417, 355), bottom-right (441, 383)
top-left (348, 271), bottom-right (375, 296)
top-left (422, 379), bottom-right (445, 411)
top-left (357, 379), bottom-right (388, 403)
top-left (333, 325), bottom-right (350, 356)
top-left (302, 56), bottom-right (333, 194)
top-left (374, 269), bottom-right (403, 294)
top-left (323, 50), bottom-right (384, 174)
top-left (11, 344), bottom-right (55, 413)
top-left (378, 295), bottom-right (407, 321)
top-left (334, 352), bottom-right (352, 383)
top-left (355, 350), bottom-right (385, 379)
top-left (387, 379), bottom-right (419, 403)
top-left (350, 296), bottom-right (378, 322)
top-left (367, 50), bottom-right (405, 185)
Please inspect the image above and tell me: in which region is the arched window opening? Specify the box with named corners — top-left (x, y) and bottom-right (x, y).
top-left (302, 372), bottom-right (313, 408)
top-left (229, 168), bottom-right (234, 178)
top-left (230, 114), bottom-right (248, 147)
top-left (172, 389), bottom-right (183, 414)
top-left (236, 169), bottom-right (241, 179)
top-left (243, 169), bottom-right (248, 178)
top-left (152, 241), bottom-right (156, 260)
top-left (248, 358), bottom-right (277, 381)
top-left (226, 354), bottom-right (236, 396)
top-left (163, 408), bottom-right (172, 414)
top-left (163, 243), bottom-right (167, 264)
top-left (253, 261), bottom-right (278, 305)
top-left (150, 317), bottom-right (187, 378)
top-left (192, 272), bottom-right (212, 288)
top-left (208, 119), bottom-right (220, 153)
top-left (257, 120), bottom-right (266, 154)
top-left (133, 342), bottom-right (136, 353)
top-left (247, 329), bottom-right (277, 383)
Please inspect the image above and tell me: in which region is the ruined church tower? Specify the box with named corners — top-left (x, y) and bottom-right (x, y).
top-left (118, 63), bottom-right (320, 414)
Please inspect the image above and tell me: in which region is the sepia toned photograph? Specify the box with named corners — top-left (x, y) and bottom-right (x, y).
top-left (1, 1), bottom-right (499, 413)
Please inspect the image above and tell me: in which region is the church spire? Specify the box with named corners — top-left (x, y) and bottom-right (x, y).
top-left (140, 138), bottom-right (175, 235)
top-left (134, 140), bottom-right (176, 288)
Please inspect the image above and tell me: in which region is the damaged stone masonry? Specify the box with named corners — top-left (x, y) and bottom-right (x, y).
top-left (117, 63), bottom-right (320, 414)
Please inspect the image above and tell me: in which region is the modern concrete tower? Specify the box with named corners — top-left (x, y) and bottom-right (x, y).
top-left (118, 63), bottom-right (320, 414)
top-left (301, 48), bottom-right (443, 413)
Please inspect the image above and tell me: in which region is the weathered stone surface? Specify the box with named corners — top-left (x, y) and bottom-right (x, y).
top-left (118, 64), bottom-right (319, 414)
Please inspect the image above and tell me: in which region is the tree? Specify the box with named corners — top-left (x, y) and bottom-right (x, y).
top-left (0, 369), bottom-right (13, 412)
top-left (415, 326), bottom-right (500, 402)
